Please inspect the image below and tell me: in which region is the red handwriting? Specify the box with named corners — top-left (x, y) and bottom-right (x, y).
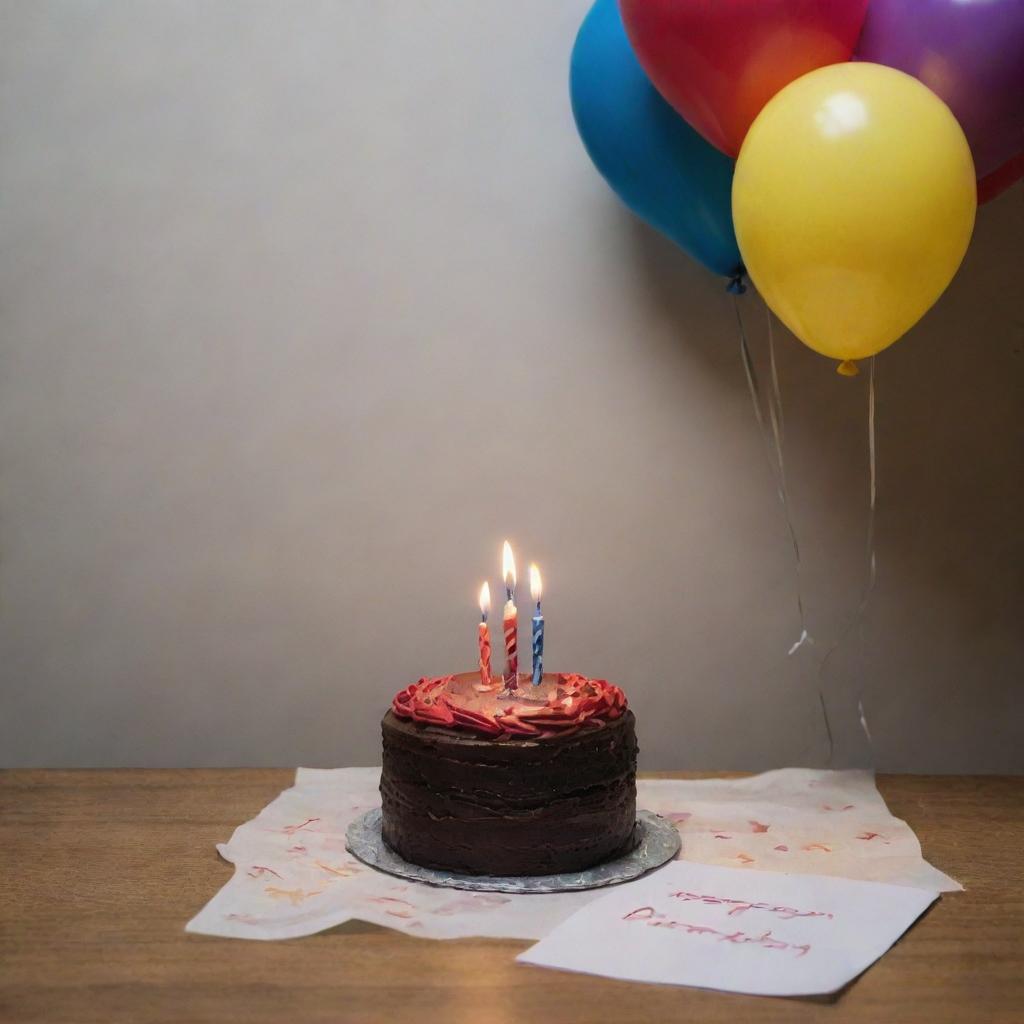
top-left (623, 907), bottom-right (811, 957)
top-left (668, 891), bottom-right (834, 921)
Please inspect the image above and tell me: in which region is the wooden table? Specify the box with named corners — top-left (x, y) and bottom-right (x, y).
top-left (2, 771), bottom-right (1021, 1024)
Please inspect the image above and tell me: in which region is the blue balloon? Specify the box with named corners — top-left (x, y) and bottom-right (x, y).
top-left (570, 0), bottom-right (743, 280)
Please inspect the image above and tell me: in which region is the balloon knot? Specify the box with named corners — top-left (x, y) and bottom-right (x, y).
top-left (837, 359), bottom-right (859, 377)
top-left (726, 274), bottom-right (747, 295)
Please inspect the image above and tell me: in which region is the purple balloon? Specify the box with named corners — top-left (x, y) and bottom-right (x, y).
top-left (857, 0), bottom-right (1024, 180)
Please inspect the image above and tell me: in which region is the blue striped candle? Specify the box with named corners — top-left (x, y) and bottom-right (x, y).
top-left (529, 564), bottom-right (544, 686)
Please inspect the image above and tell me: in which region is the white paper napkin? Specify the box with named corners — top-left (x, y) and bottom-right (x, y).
top-left (185, 767), bottom-right (958, 941)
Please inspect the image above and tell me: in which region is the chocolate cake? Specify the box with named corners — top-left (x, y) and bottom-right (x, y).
top-left (379, 671), bottom-right (638, 876)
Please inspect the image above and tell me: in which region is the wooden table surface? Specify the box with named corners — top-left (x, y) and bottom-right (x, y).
top-left (2, 770), bottom-right (1021, 1024)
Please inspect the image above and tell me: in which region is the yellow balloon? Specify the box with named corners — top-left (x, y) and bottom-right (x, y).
top-left (732, 62), bottom-right (976, 374)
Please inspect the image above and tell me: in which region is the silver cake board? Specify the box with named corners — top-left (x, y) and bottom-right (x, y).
top-left (345, 807), bottom-right (680, 894)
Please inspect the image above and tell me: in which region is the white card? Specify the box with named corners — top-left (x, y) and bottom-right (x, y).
top-left (517, 861), bottom-right (937, 996)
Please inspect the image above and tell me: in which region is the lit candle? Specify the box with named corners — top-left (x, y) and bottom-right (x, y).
top-left (477, 582), bottom-right (492, 688)
top-left (502, 540), bottom-right (519, 690)
top-left (530, 563), bottom-right (544, 686)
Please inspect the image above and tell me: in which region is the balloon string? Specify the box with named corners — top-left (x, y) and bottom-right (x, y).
top-left (764, 306), bottom-right (811, 654)
top-left (767, 306), bottom-right (785, 446)
top-left (857, 356), bottom-right (877, 748)
top-left (866, 356), bottom-right (877, 598)
top-left (732, 295), bottom-right (823, 749)
top-left (733, 295), bottom-right (771, 458)
top-left (732, 295), bottom-right (812, 651)
top-left (817, 356), bottom-right (878, 762)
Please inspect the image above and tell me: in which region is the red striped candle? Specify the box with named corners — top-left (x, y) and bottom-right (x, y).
top-left (477, 582), bottom-right (492, 688)
top-left (502, 540), bottom-right (519, 690)
top-left (503, 603), bottom-right (518, 689)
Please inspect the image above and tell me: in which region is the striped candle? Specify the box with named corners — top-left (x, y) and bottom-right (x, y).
top-left (477, 582), bottom-right (492, 688)
top-left (529, 563), bottom-right (544, 686)
top-left (502, 541), bottom-right (519, 690)
top-left (503, 606), bottom-right (518, 687)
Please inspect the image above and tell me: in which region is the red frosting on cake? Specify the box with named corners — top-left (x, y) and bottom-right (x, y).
top-left (391, 673), bottom-right (628, 738)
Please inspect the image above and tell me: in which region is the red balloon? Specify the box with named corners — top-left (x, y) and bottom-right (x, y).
top-left (977, 151), bottom-right (1024, 206)
top-left (619, 0), bottom-right (869, 157)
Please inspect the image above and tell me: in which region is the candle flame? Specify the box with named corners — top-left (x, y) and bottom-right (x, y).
top-left (478, 581), bottom-right (490, 617)
top-left (502, 540), bottom-right (516, 591)
top-left (529, 563), bottom-right (542, 604)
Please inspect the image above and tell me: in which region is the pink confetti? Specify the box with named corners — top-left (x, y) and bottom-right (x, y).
top-left (247, 866), bottom-right (282, 879)
top-left (280, 817), bottom-right (321, 836)
top-left (856, 832), bottom-right (889, 843)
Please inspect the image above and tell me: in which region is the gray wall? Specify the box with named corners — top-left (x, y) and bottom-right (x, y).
top-left (2, 1), bottom-right (1021, 772)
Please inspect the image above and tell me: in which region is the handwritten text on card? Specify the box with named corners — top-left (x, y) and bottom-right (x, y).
top-left (518, 861), bottom-right (938, 996)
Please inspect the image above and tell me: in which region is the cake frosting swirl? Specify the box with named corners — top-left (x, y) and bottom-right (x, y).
top-left (391, 672), bottom-right (628, 738)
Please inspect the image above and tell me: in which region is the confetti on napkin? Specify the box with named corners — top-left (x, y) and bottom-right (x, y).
top-left (185, 767), bottom-right (958, 941)
top-left (639, 769), bottom-right (960, 892)
top-left (517, 861), bottom-right (938, 996)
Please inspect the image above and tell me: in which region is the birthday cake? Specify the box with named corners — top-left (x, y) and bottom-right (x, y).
top-left (380, 671), bottom-right (638, 876)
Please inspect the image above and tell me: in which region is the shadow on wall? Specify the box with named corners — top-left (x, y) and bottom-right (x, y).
top-left (622, 184), bottom-right (1023, 769)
